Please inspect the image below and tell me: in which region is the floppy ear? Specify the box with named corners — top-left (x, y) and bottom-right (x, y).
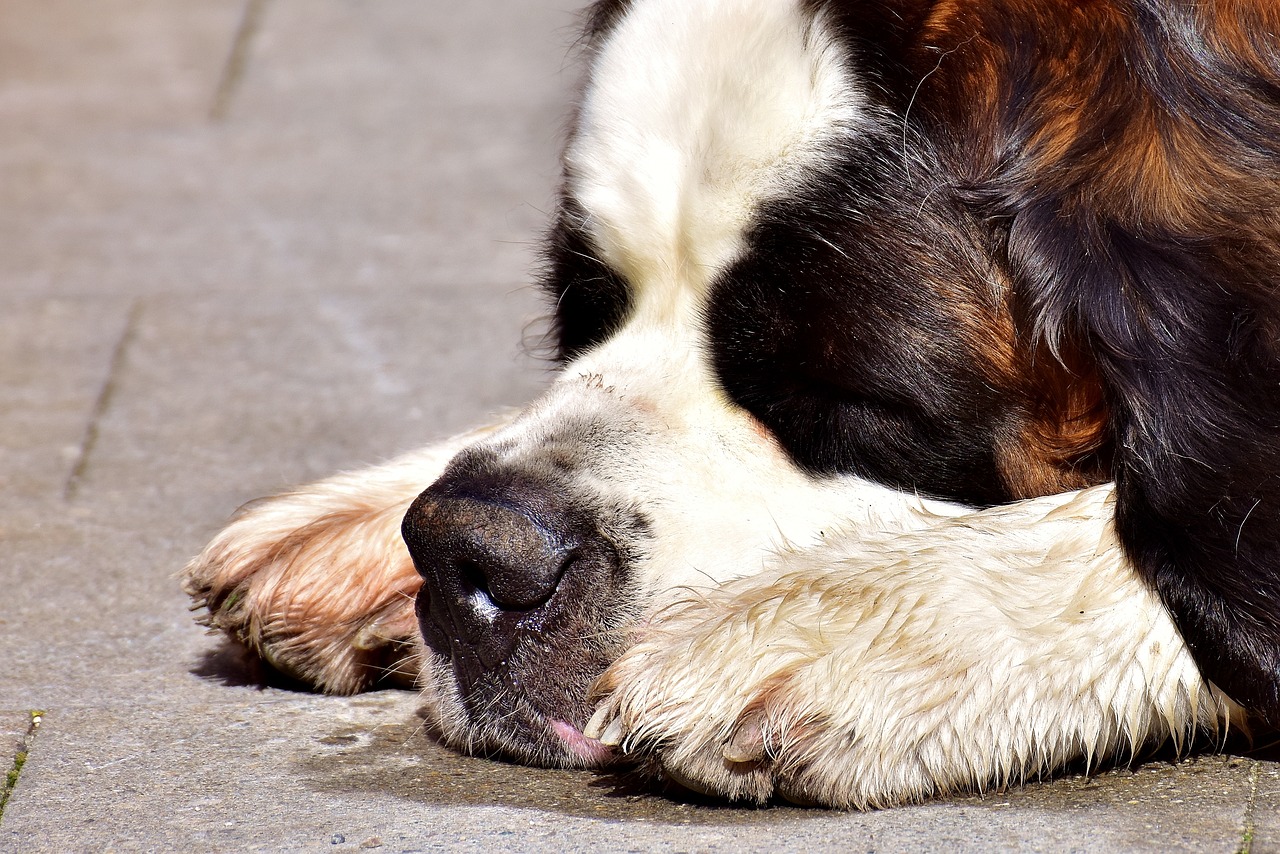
top-left (1008, 204), bottom-right (1280, 725)
top-left (979, 3), bottom-right (1280, 724)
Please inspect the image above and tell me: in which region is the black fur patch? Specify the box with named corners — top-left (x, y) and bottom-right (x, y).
top-left (705, 136), bottom-right (1023, 508)
top-left (932, 0), bottom-right (1280, 722)
top-left (541, 198), bottom-right (633, 363)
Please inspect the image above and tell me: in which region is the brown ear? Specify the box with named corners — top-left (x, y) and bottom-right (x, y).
top-left (974, 0), bottom-right (1280, 723)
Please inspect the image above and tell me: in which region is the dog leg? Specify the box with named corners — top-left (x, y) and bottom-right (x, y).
top-left (183, 424), bottom-right (505, 694)
top-left (586, 485), bottom-right (1243, 807)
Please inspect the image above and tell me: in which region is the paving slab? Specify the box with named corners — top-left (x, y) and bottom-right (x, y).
top-left (0, 693), bottom-right (1267, 852)
top-left (0, 0), bottom-right (561, 299)
top-left (1, 0), bottom-right (1277, 851)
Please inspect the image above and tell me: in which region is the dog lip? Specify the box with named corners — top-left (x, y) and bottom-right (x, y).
top-left (548, 719), bottom-right (616, 766)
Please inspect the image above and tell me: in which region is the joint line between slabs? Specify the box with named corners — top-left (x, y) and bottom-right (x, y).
top-left (0, 712), bottom-right (45, 823)
top-left (210, 0), bottom-right (271, 122)
top-left (63, 300), bottom-right (141, 502)
top-left (1238, 759), bottom-right (1261, 853)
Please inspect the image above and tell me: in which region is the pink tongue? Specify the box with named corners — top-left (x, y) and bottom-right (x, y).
top-left (550, 719), bottom-right (615, 766)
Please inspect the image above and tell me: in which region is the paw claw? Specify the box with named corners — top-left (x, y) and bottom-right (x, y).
top-left (722, 717), bottom-right (766, 763)
top-left (584, 705), bottom-right (625, 747)
top-left (660, 763), bottom-right (720, 798)
top-left (583, 704), bottom-right (612, 742)
top-left (776, 786), bottom-right (822, 808)
top-left (599, 717), bottom-right (625, 747)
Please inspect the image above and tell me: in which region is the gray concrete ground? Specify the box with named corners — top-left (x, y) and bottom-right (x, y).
top-left (1, 1), bottom-right (1277, 851)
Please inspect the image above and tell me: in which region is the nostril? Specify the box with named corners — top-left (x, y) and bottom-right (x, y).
top-left (454, 556), bottom-right (568, 615)
top-left (479, 548), bottom-right (578, 612)
top-left (457, 560), bottom-right (500, 615)
top-left (457, 560), bottom-right (488, 598)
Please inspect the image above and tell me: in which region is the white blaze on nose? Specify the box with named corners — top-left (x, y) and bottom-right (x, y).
top-left (567, 0), bottom-right (863, 316)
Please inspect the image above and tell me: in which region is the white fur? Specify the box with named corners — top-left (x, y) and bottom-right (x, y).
top-left (586, 486), bottom-right (1241, 806)
top-left (460, 322), bottom-right (965, 598)
top-left (467, 0), bottom-right (926, 598)
top-left (568, 0), bottom-right (862, 313)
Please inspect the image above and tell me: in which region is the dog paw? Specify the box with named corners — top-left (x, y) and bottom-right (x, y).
top-left (583, 512), bottom-right (1224, 810)
top-left (583, 576), bottom-right (981, 809)
top-left (183, 446), bottom-right (466, 693)
top-left (583, 577), bottom-right (859, 806)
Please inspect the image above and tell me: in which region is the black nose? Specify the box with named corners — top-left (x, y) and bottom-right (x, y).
top-left (402, 468), bottom-right (593, 669)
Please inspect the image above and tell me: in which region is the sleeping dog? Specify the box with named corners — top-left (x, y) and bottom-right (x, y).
top-left (185, 0), bottom-right (1280, 807)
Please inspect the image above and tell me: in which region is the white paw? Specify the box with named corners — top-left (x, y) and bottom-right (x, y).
top-left (584, 509), bottom-right (1234, 809)
top-left (584, 580), bottom-right (850, 806)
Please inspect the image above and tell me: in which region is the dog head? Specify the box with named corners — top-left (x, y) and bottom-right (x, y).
top-left (396, 0), bottom-right (1114, 767)
top-left (398, 0), bottom-right (1280, 763)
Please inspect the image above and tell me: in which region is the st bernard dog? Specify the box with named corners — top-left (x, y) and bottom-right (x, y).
top-left (185, 0), bottom-right (1280, 808)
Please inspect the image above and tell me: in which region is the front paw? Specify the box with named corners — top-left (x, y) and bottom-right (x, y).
top-left (584, 585), bottom-right (833, 806)
top-left (183, 467), bottom-right (428, 694)
top-left (583, 516), bottom-right (1233, 810)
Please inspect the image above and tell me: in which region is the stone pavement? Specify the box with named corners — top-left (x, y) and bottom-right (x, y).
top-left (0, 1), bottom-right (1276, 851)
